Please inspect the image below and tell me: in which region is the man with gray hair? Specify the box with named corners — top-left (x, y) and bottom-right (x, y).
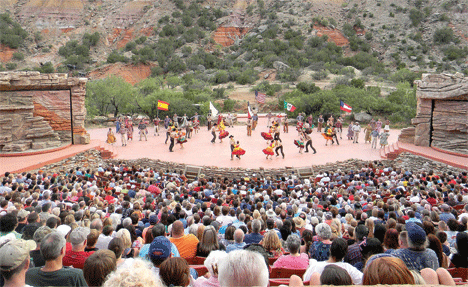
top-left (26, 232), bottom-right (88, 286)
top-left (244, 219), bottom-right (263, 244)
top-left (218, 249), bottom-right (269, 287)
top-left (226, 229), bottom-right (246, 253)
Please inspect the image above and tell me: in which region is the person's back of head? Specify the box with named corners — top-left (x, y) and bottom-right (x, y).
top-left (151, 223), bottom-right (166, 238)
top-left (171, 220), bottom-right (184, 238)
top-left (90, 219), bottom-right (103, 232)
top-left (218, 250), bottom-right (269, 287)
top-left (83, 250), bottom-right (116, 287)
top-left (330, 238), bottom-right (348, 261)
top-left (320, 265), bottom-right (353, 286)
top-left (41, 232), bottom-right (66, 261)
top-left (251, 219), bottom-right (261, 233)
top-left (355, 225), bottom-right (369, 242)
top-left (234, 229), bottom-right (244, 243)
top-left (363, 257), bottom-right (415, 285)
top-left (0, 213), bottom-right (17, 233)
top-left (159, 257), bottom-right (190, 287)
top-left (108, 237), bottom-right (124, 259)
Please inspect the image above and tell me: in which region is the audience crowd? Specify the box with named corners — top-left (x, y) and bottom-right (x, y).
top-left (0, 163), bottom-right (467, 287)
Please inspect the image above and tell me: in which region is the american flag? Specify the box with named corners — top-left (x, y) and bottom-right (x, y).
top-left (255, 90), bottom-right (266, 104)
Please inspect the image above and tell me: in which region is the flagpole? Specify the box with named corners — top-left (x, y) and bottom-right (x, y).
top-left (157, 100), bottom-right (159, 119)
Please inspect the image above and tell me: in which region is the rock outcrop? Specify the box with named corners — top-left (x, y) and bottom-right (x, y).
top-left (0, 72), bottom-right (89, 152)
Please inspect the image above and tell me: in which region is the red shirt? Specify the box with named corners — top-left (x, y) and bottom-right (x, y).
top-left (63, 250), bottom-right (94, 269)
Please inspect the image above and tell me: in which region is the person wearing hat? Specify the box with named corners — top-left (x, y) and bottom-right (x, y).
top-left (229, 135), bottom-right (236, 160)
top-left (26, 232), bottom-right (88, 286)
top-left (352, 122), bottom-right (361, 143)
top-left (63, 227), bottom-right (94, 269)
top-left (15, 210), bottom-right (30, 234)
top-left (148, 236), bottom-right (173, 278)
top-left (0, 239), bottom-right (36, 287)
top-left (390, 222), bottom-right (439, 272)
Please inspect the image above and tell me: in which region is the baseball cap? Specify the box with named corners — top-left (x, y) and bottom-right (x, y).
top-left (149, 215), bottom-right (158, 225)
top-left (0, 239), bottom-right (36, 271)
top-left (406, 222), bottom-right (426, 245)
top-left (17, 210), bottom-right (30, 220)
top-left (56, 225), bottom-right (71, 238)
top-left (148, 236), bottom-right (171, 261)
top-left (69, 227), bottom-right (91, 245)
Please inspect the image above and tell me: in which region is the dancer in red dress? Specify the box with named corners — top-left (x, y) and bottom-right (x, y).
top-left (177, 128), bottom-right (187, 148)
top-left (261, 126), bottom-right (274, 141)
top-left (218, 120), bottom-right (229, 142)
top-left (232, 141), bottom-right (246, 159)
top-left (294, 135), bottom-right (305, 154)
top-left (263, 140), bottom-right (275, 159)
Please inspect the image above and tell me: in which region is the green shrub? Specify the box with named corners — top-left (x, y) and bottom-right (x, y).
top-left (12, 52), bottom-right (24, 60)
top-left (107, 50), bottom-right (127, 63)
top-left (222, 98), bottom-right (236, 111)
top-left (213, 70), bottom-right (229, 84)
top-left (296, 82), bottom-right (320, 94)
top-left (182, 14), bottom-right (193, 27)
top-left (0, 13), bottom-right (28, 49)
top-left (35, 62), bottom-right (54, 73)
top-left (443, 45), bottom-right (468, 60)
top-left (342, 23), bottom-right (355, 37)
top-left (82, 32), bottom-right (100, 47)
top-left (6, 63), bottom-right (17, 70)
top-left (125, 42), bottom-right (137, 51)
top-left (350, 78), bottom-right (365, 89)
top-left (312, 70), bottom-right (328, 80)
top-left (433, 27), bottom-right (455, 44)
top-left (135, 36), bottom-right (147, 45)
top-left (409, 9), bottom-right (424, 26)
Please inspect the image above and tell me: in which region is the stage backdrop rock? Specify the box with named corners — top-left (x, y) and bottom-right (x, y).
top-left (0, 72), bottom-right (89, 152)
top-left (399, 73), bottom-right (468, 155)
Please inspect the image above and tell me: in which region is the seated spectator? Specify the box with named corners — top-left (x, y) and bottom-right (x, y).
top-left (226, 229), bottom-right (246, 253)
top-left (85, 229), bottom-right (99, 252)
top-left (218, 250), bottom-right (269, 287)
top-left (103, 259), bottom-right (161, 287)
top-left (63, 227), bottom-right (94, 269)
top-left (170, 220), bottom-right (199, 259)
top-left (391, 222), bottom-right (439, 271)
top-left (148, 236), bottom-right (172, 278)
top-left (344, 225), bottom-right (369, 265)
top-left (196, 226), bottom-right (225, 257)
top-left (30, 226), bottom-right (53, 268)
top-left (273, 234), bottom-right (308, 269)
top-left (363, 256), bottom-right (415, 285)
top-left (355, 238), bottom-right (384, 271)
top-left (26, 232), bottom-right (88, 286)
top-left (0, 213), bottom-right (21, 239)
top-left (309, 265), bottom-right (353, 286)
top-left (220, 225), bottom-right (236, 248)
top-left (244, 219), bottom-right (264, 244)
top-left (450, 232), bottom-right (468, 267)
top-left (0, 239), bottom-right (36, 287)
top-left (114, 228), bottom-right (138, 258)
top-left (309, 223), bottom-right (333, 261)
top-left (95, 225), bottom-right (114, 250)
top-left (299, 229), bottom-right (313, 254)
top-left (83, 250), bottom-right (116, 287)
top-left (303, 238), bottom-right (362, 284)
top-left (260, 230), bottom-right (285, 258)
top-left (383, 228), bottom-right (400, 253)
top-left (159, 257), bottom-right (192, 287)
top-left (427, 234), bottom-right (451, 268)
top-left (194, 250), bottom-right (227, 287)
top-left (108, 237), bottom-right (133, 269)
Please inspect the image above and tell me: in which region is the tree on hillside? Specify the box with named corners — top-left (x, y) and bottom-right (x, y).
top-left (86, 75), bottom-right (135, 117)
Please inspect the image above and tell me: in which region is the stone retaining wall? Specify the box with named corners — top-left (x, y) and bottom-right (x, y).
top-left (0, 72), bottom-right (89, 152)
top-left (27, 150), bottom-right (465, 179)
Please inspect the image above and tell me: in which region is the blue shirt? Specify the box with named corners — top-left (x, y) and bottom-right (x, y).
top-left (244, 233), bottom-right (264, 244)
top-left (226, 242), bottom-right (246, 253)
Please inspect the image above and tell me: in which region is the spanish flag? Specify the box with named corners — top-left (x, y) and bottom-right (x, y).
top-left (157, 100), bottom-right (169, 111)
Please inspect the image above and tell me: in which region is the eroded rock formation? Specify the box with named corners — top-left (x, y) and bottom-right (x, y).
top-left (0, 72), bottom-right (89, 152)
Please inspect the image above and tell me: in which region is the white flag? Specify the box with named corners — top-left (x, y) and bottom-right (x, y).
top-left (209, 101), bottom-right (218, 117)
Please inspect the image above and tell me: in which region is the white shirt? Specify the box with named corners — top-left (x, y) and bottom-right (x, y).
top-left (303, 260), bottom-right (363, 284)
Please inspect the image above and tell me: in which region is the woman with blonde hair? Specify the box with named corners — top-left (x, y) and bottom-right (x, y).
top-left (103, 259), bottom-right (161, 287)
top-left (261, 230), bottom-right (285, 257)
top-left (365, 218), bottom-right (375, 238)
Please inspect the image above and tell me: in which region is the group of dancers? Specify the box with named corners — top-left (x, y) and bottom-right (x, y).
top-left (106, 112), bottom-right (391, 159)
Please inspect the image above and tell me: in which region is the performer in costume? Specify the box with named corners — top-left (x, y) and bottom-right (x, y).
top-left (177, 128), bottom-right (187, 148)
top-left (261, 126), bottom-right (274, 141)
top-left (331, 125), bottom-right (340, 145)
top-left (263, 140), bottom-right (275, 159)
top-left (153, 117), bottom-right (160, 136)
top-left (294, 135), bottom-right (305, 153)
top-left (376, 118), bottom-right (382, 133)
top-left (384, 119), bottom-right (390, 131)
top-left (379, 129), bottom-right (390, 149)
top-left (273, 123), bottom-right (281, 140)
top-left (207, 112), bottom-right (212, 131)
top-left (347, 122), bottom-right (354, 140)
top-left (274, 138), bottom-right (284, 159)
top-left (138, 120), bottom-right (147, 141)
top-left (364, 123), bottom-right (372, 144)
top-left (181, 114), bottom-right (188, 128)
top-left (164, 116), bottom-right (170, 129)
top-left (246, 118), bottom-right (252, 136)
top-left (126, 120), bottom-right (134, 141)
top-left (317, 115), bottom-right (324, 132)
top-left (217, 114), bottom-right (223, 125)
top-left (218, 120), bottom-right (229, 142)
top-left (371, 128), bottom-right (379, 149)
top-left (119, 125), bottom-right (127, 146)
top-left (211, 124), bottom-right (217, 143)
top-left (252, 113), bottom-right (258, 131)
top-left (115, 119), bottom-right (121, 133)
top-left (296, 120), bottom-right (304, 135)
top-left (322, 125), bottom-right (334, 146)
top-left (232, 140), bottom-right (246, 159)
top-left (303, 132), bottom-right (316, 153)
top-left (106, 128), bottom-right (116, 145)
top-left (283, 116), bottom-right (289, 133)
top-left (169, 128), bottom-right (177, 152)
top-left (193, 118), bottom-right (200, 134)
top-left (335, 117), bottom-right (343, 139)
top-left (165, 120), bottom-right (173, 144)
top-left (186, 121), bottom-right (193, 138)
top-left (229, 135), bottom-right (235, 160)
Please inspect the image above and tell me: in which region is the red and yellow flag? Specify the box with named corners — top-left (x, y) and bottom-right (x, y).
top-left (157, 100), bottom-right (169, 111)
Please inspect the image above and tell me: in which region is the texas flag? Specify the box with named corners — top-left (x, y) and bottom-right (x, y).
top-left (340, 101), bottom-right (352, 113)
top-left (284, 101), bottom-right (296, 112)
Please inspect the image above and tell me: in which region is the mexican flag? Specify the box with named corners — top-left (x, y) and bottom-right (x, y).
top-left (284, 101), bottom-right (296, 112)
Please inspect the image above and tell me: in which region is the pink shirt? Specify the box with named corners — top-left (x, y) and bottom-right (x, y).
top-left (273, 253), bottom-right (309, 269)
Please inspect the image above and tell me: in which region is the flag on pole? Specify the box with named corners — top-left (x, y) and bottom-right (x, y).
top-left (284, 101), bottom-right (296, 112)
top-left (247, 102), bottom-right (253, 119)
top-left (157, 100), bottom-right (169, 111)
top-left (209, 101), bottom-right (218, 117)
top-left (340, 101), bottom-right (352, 113)
top-left (255, 90), bottom-right (266, 104)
